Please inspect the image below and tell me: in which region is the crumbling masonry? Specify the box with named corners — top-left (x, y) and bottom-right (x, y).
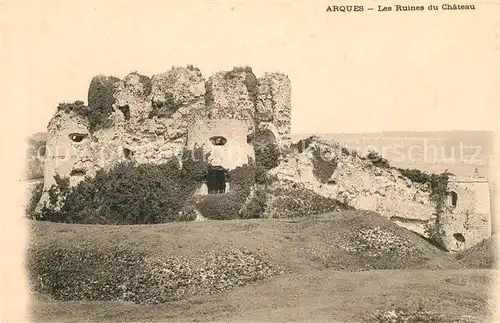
top-left (37, 65), bottom-right (491, 252)
top-left (38, 66), bottom-right (291, 209)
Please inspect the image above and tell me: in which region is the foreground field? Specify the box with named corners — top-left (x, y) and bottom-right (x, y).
top-left (27, 211), bottom-right (497, 322)
top-left (31, 268), bottom-right (496, 322)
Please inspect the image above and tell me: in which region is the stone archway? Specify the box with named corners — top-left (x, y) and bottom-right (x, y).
top-left (254, 124), bottom-right (278, 148)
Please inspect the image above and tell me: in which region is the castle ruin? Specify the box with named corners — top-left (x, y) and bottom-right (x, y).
top-left (36, 65), bottom-right (492, 252)
top-left (442, 173), bottom-right (492, 251)
top-left (38, 66), bottom-right (291, 210)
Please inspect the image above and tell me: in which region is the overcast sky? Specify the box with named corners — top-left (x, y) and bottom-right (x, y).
top-left (2, 0), bottom-right (498, 136)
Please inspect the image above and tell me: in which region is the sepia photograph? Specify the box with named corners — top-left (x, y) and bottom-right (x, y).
top-left (1, 0), bottom-right (498, 322)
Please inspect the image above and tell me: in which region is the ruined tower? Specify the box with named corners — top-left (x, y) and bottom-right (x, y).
top-left (441, 172), bottom-right (492, 252)
top-left (37, 66), bottom-right (292, 210)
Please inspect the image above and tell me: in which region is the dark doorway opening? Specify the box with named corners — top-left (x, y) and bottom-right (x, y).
top-left (118, 105), bottom-right (131, 121)
top-left (449, 191), bottom-right (458, 207)
top-left (206, 166), bottom-right (227, 194)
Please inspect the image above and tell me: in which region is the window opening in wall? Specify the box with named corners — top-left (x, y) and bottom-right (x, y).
top-left (449, 191), bottom-right (458, 207)
top-left (69, 133), bottom-right (88, 143)
top-left (453, 233), bottom-right (465, 243)
top-left (70, 169), bottom-right (86, 177)
top-left (209, 136), bottom-right (227, 146)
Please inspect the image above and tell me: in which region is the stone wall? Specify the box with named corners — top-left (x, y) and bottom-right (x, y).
top-left (256, 73), bottom-right (292, 148)
top-left (269, 136), bottom-right (492, 248)
top-left (37, 66), bottom-right (291, 210)
top-left (43, 104), bottom-right (93, 188)
top-left (186, 119), bottom-right (255, 171)
top-left (442, 177), bottom-right (492, 252)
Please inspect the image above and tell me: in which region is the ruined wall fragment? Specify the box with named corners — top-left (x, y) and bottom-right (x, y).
top-left (256, 73), bottom-right (292, 148)
top-left (269, 137), bottom-right (435, 235)
top-left (442, 177), bottom-right (492, 252)
top-left (204, 67), bottom-right (257, 135)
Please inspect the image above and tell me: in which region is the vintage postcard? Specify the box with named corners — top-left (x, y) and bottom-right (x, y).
top-left (1, 0), bottom-right (498, 322)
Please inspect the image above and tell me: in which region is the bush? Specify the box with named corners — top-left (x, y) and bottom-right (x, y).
top-left (56, 101), bottom-right (90, 126)
top-left (87, 76), bottom-right (121, 131)
top-left (366, 150), bottom-right (390, 169)
top-left (254, 142), bottom-right (280, 170)
top-left (193, 193), bottom-right (247, 220)
top-left (193, 165), bottom-right (256, 220)
top-left (35, 158), bottom-right (199, 224)
top-left (267, 185), bottom-right (353, 218)
top-left (240, 188), bottom-right (267, 219)
top-left (26, 182), bottom-right (43, 218)
top-left (311, 146), bottom-right (337, 183)
top-left (27, 245), bottom-right (281, 304)
top-left (253, 128), bottom-right (281, 185)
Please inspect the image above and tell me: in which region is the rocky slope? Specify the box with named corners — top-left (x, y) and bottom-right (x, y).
top-left (269, 136), bottom-right (436, 236)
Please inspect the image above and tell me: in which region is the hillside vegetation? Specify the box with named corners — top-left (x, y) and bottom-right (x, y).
top-left (28, 211), bottom-right (462, 304)
top-left (28, 211), bottom-right (496, 322)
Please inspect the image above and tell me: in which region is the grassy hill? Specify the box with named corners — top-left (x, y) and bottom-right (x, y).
top-left (27, 210), bottom-right (497, 322)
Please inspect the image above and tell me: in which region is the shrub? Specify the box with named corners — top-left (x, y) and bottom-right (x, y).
top-left (27, 245), bottom-right (282, 304)
top-left (186, 64), bottom-right (200, 72)
top-left (366, 150), bottom-right (390, 169)
top-left (35, 158), bottom-right (200, 224)
top-left (424, 173), bottom-right (449, 250)
top-left (181, 147), bottom-right (211, 184)
top-left (253, 128), bottom-right (281, 185)
top-left (254, 142), bottom-right (280, 170)
top-left (255, 167), bottom-right (279, 185)
top-left (57, 100), bottom-right (114, 132)
top-left (267, 185), bottom-right (353, 218)
top-left (193, 193), bottom-right (246, 220)
top-left (240, 188), bottom-right (267, 219)
top-left (396, 168), bottom-right (450, 249)
top-left (87, 76), bottom-right (121, 131)
top-left (194, 165), bottom-right (255, 220)
top-left (311, 146), bottom-right (337, 183)
top-left (227, 165), bottom-right (255, 193)
top-left (25, 182), bottom-right (43, 218)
